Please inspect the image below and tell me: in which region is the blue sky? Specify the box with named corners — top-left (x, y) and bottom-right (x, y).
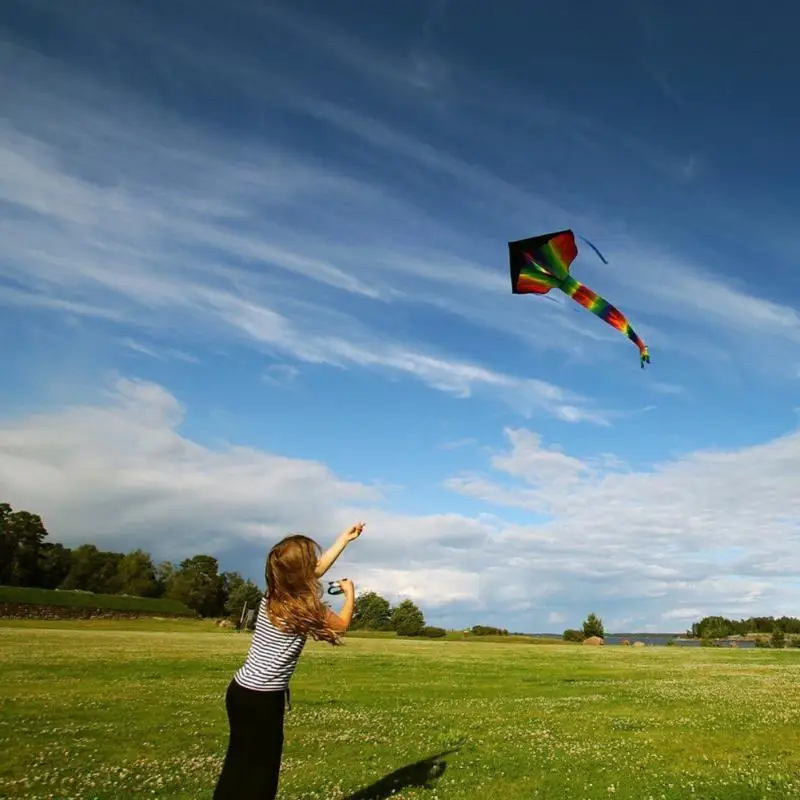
top-left (1, 0), bottom-right (799, 633)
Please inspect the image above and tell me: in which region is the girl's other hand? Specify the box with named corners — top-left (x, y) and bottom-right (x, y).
top-left (343, 522), bottom-right (365, 542)
top-left (338, 578), bottom-right (355, 596)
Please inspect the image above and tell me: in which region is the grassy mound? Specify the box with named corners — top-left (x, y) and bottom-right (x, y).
top-left (0, 585), bottom-right (194, 616)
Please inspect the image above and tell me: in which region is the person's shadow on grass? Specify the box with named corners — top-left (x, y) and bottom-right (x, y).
top-left (340, 745), bottom-right (461, 800)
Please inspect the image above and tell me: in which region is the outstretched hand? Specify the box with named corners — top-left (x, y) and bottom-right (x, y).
top-left (343, 522), bottom-right (366, 542)
top-left (316, 523), bottom-right (366, 578)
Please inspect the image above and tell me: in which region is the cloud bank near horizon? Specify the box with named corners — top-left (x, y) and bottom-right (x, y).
top-left (1, 378), bottom-right (797, 632)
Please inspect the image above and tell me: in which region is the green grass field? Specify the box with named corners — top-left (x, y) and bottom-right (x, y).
top-left (2, 621), bottom-right (799, 799)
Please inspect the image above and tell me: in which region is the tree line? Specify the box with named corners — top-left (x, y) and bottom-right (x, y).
top-left (1, 502), bottom-right (263, 620)
top-left (1, 502), bottom-right (435, 631)
top-left (562, 613), bottom-right (800, 645)
top-left (11, 501), bottom-right (794, 638)
top-left (351, 591), bottom-right (440, 636)
top-left (689, 615), bottom-right (800, 639)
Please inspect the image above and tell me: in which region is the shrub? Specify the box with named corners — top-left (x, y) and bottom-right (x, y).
top-left (563, 628), bottom-right (585, 643)
top-left (470, 625), bottom-right (508, 636)
top-left (421, 626), bottom-right (446, 638)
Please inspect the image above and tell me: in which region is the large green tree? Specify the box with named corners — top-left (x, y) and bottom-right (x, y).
top-left (155, 561), bottom-right (176, 597)
top-left (351, 591), bottom-right (392, 630)
top-left (61, 544), bottom-right (124, 594)
top-left (38, 542), bottom-right (73, 589)
top-left (167, 555), bottom-right (226, 617)
top-left (582, 612), bottom-right (605, 639)
top-left (0, 503), bottom-right (13, 584)
top-left (117, 549), bottom-right (159, 597)
top-left (222, 571), bottom-right (263, 620)
top-left (0, 504), bottom-right (50, 586)
top-left (391, 598), bottom-right (425, 637)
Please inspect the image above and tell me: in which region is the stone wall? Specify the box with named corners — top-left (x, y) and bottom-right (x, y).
top-left (0, 603), bottom-right (191, 620)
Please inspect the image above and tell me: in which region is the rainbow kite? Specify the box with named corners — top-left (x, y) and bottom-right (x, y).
top-left (508, 229), bottom-right (650, 368)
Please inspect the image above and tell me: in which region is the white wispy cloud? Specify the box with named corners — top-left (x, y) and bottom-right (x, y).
top-left (293, 96), bottom-right (800, 352)
top-left (263, 364), bottom-right (300, 388)
top-left (4, 10), bottom-right (798, 392)
top-left (245, 0), bottom-right (453, 98)
top-left (0, 41), bottom-right (619, 423)
top-left (440, 437), bottom-right (478, 450)
top-left (630, 0), bottom-right (685, 106)
top-left (121, 338), bottom-right (199, 363)
top-left (651, 381), bottom-right (685, 395)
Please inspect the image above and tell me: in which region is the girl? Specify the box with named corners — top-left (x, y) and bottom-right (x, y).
top-left (213, 522), bottom-right (365, 799)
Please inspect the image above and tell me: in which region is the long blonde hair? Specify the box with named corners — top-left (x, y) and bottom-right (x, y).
top-left (265, 534), bottom-right (340, 644)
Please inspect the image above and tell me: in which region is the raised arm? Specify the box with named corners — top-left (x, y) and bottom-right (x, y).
top-left (315, 522), bottom-right (365, 578)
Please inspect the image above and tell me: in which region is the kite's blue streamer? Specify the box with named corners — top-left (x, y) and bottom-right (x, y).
top-left (578, 235), bottom-right (609, 264)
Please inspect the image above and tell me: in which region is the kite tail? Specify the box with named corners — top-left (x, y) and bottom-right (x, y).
top-left (560, 276), bottom-right (650, 367)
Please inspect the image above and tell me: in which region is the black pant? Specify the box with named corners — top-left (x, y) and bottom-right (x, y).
top-left (213, 679), bottom-right (287, 799)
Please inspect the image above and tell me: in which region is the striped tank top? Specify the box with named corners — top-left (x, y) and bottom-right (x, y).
top-left (234, 598), bottom-right (307, 692)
